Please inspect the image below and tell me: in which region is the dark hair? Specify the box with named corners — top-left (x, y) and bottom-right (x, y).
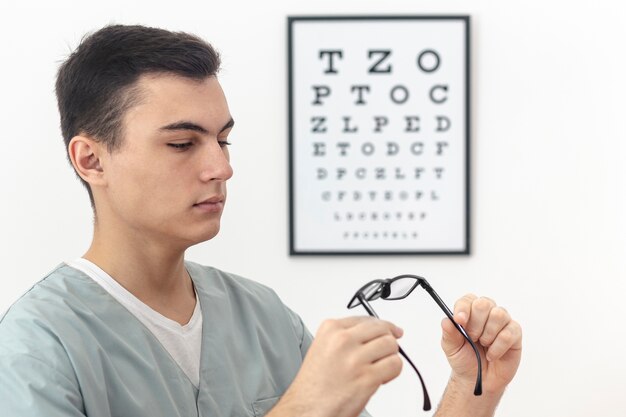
top-left (55, 24), bottom-right (221, 205)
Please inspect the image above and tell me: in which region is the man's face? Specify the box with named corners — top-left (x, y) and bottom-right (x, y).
top-left (97, 74), bottom-right (234, 249)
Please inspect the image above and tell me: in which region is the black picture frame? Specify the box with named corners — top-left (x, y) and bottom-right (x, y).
top-left (288, 15), bottom-right (471, 255)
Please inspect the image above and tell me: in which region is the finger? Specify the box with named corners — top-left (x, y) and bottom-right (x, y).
top-left (359, 333), bottom-right (400, 364)
top-left (466, 297), bottom-right (496, 342)
top-left (334, 315), bottom-right (378, 329)
top-left (485, 320), bottom-right (522, 362)
top-left (453, 294), bottom-right (477, 326)
top-left (335, 316), bottom-right (403, 336)
top-left (350, 318), bottom-right (403, 343)
top-left (315, 317), bottom-right (374, 343)
top-left (370, 352), bottom-right (403, 385)
top-left (441, 317), bottom-right (467, 357)
top-left (478, 307), bottom-right (511, 348)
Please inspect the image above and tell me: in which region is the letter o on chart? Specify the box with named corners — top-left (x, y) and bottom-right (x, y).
top-left (390, 85), bottom-right (409, 104)
top-left (417, 49), bottom-right (440, 73)
top-left (362, 143), bottom-right (375, 156)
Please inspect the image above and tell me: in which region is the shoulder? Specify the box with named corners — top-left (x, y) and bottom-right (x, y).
top-left (0, 264), bottom-right (95, 383)
top-left (0, 264), bottom-right (104, 353)
top-left (1, 263), bottom-right (98, 325)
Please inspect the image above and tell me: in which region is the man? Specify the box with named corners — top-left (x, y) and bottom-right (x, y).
top-left (0, 25), bottom-right (522, 417)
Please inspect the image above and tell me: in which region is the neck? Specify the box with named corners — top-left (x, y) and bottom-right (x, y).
top-left (84, 221), bottom-right (196, 325)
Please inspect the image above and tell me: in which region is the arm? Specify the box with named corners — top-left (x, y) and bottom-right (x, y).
top-left (267, 316), bottom-right (402, 417)
top-left (435, 295), bottom-right (523, 417)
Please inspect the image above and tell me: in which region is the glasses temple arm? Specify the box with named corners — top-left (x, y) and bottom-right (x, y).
top-left (398, 346), bottom-right (432, 411)
top-left (357, 295), bottom-right (380, 319)
top-left (419, 283), bottom-right (483, 396)
top-left (358, 296), bottom-right (432, 411)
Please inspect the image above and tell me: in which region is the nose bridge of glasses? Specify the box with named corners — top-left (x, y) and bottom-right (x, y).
top-left (349, 275), bottom-right (428, 307)
top-left (381, 282), bottom-right (392, 298)
top-left (382, 275), bottom-right (422, 300)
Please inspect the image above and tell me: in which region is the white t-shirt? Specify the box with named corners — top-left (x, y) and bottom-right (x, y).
top-left (66, 258), bottom-right (202, 387)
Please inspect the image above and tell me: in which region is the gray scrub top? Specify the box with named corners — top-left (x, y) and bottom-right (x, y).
top-left (0, 262), bottom-right (371, 417)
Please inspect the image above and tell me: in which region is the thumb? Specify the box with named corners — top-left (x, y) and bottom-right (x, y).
top-left (440, 315), bottom-right (467, 357)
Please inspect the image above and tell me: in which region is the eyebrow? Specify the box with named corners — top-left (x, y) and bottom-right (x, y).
top-left (159, 117), bottom-right (235, 134)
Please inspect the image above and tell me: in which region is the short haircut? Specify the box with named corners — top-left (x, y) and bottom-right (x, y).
top-left (55, 24), bottom-right (221, 206)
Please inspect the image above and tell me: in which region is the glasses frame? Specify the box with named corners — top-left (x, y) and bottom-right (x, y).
top-left (347, 274), bottom-right (483, 412)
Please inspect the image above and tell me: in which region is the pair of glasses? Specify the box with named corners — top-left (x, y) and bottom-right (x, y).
top-left (347, 274), bottom-right (482, 412)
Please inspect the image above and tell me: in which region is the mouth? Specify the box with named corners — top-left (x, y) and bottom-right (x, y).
top-left (193, 195), bottom-right (225, 213)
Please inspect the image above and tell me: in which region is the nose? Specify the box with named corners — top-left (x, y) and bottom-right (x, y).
top-left (198, 140), bottom-right (233, 182)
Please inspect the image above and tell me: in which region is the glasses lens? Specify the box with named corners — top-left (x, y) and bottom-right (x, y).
top-left (385, 277), bottom-right (419, 299)
top-left (349, 282), bottom-right (382, 308)
top-left (363, 282), bottom-right (382, 300)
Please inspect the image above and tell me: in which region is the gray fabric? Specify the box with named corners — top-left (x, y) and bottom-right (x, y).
top-left (0, 261), bottom-right (371, 417)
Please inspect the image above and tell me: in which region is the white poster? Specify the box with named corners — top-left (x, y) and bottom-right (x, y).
top-left (288, 16), bottom-right (470, 255)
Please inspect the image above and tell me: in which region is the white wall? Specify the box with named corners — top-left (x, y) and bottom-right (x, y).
top-left (1, 1), bottom-right (625, 416)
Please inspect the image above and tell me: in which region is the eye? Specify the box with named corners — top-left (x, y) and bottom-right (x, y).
top-left (218, 141), bottom-right (232, 148)
top-left (168, 142), bottom-right (193, 150)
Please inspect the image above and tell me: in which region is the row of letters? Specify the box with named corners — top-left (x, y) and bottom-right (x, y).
top-left (316, 167), bottom-right (447, 180)
top-left (312, 141), bottom-right (450, 157)
top-left (317, 49), bottom-right (443, 75)
top-left (311, 84), bottom-right (451, 105)
top-left (309, 115), bottom-right (451, 134)
top-left (333, 211), bottom-right (427, 221)
top-left (341, 230), bottom-right (421, 240)
top-left (320, 190), bottom-right (442, 201)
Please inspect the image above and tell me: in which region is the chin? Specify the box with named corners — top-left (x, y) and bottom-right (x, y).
top-left (191, 224), bottom-right (222, 245)
top-left (171, 217), bottom-right (223, 249)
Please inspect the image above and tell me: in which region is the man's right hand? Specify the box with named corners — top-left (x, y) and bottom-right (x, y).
top-left (269, 316), bottom-right (404, 417)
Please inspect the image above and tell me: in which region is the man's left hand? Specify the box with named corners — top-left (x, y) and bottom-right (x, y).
top-left (440, 294), bottom-right (523, 395)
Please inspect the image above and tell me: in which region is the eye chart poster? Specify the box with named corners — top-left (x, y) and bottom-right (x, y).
top-left (288, 16), bottom-right (470, 255)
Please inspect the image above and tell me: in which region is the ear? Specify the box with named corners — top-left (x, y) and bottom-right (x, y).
top-left (68, 135), bottom-right (107, 187)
